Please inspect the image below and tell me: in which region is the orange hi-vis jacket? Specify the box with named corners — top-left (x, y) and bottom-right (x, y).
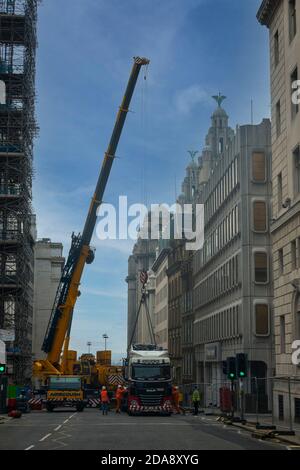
top-left (116, 388), bottom-right (124, 400)
top-left (172, 388), bottom-right (179, 404)
top-left (100, 390), bottom-right (109, 402)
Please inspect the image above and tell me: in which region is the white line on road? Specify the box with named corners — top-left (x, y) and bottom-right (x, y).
top-left (54, 425), bottom-right (62, 431)
top-left (39, 433), bottom-right (52, 442)
top-left (68, 413), bottom-right (77, 419)
top-left (25, 445), bottom-right (34, 451)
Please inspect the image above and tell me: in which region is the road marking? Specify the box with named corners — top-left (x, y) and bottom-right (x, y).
top-left (63, 419), bottom-right (69, 424)
top-left (25, 445), bottom-right (34, 450)
top-left (69, 413), bottom-right (77, 419)
top-left (39, 433), bottom-right (52, 442)
top-left (54, 425), bottom-right (62, 431)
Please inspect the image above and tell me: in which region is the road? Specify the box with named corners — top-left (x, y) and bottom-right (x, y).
top-left (0, 408), bottom-right (289, 451)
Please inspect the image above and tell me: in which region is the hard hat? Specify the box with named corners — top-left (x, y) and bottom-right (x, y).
top-left (118, 385), bottom-right (122, 388)
top-left (102, 386), bottom-right (106, 390)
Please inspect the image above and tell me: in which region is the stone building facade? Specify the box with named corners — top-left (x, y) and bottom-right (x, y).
top-left (258, 0), bottom-right (300, 424)
top-left (167, 240), bottom-right (184, 385)
top-left (152, 248), bottom-right (170, 350)
top-left (32, 239), bottom-right (64, 361)
top-left (193, 102), bottom-right (273, 409)
top-left (126, 236), bottom-right (157, 348)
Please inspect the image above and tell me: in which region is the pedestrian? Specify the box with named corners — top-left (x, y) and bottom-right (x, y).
top-left (172, 386), bottom-right (185, 415)
top-left (192, 386), bottom-right (201, 416)
top-left (115, 385), bottom-right (124, 414)
top-left (100, 386), bottom-right (109, 415)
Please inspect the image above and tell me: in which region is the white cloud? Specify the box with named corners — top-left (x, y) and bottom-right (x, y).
top-left (175, 85), bottom-right (209, 115)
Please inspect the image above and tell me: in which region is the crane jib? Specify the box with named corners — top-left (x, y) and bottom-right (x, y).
top-left (81, 57), bottom-right (149, 246)
top-left (41, 57), bottom-right (150, 359)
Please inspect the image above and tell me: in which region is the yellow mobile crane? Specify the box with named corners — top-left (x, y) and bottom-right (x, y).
top-left (34, 57), bottom-right (149, 411)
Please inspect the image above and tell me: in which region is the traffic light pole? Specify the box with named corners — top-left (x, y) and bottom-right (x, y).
top-left (239, 378), bottom-right (244, 422)
top-left (230, 379), bottom-right (235, 420)
top-left (255, 377), bottom-right (259, 426)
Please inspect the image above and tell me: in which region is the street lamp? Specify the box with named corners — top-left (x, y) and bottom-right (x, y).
top-left (102, 334), bottom-right (108, 351)
top-left (87, 341), bottom-right (92, 354)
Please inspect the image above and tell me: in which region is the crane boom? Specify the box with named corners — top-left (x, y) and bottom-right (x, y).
top-left (35, 57), bottom-right (150, 375)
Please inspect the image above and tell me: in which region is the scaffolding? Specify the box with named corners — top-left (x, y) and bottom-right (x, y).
top-left (0, 0), bottom-right (38, 383)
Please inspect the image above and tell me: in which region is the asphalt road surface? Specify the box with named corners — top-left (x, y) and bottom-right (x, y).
top-left (0, 408), bottom-right (289, 451)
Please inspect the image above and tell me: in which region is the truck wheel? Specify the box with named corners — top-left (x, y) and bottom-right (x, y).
top-left (76, 404), bottom-right (84, 412)
top-left (46, 404), bottom-right (54, 412)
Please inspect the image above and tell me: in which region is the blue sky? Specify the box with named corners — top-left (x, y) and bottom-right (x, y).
top-left (33, 0), bottom-right (269, 362)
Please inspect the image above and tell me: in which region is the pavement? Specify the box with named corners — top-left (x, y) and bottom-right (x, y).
top-left (0, 408), bottom-right (296, 451)
top-left (192, 409), bottom-right (300, 450)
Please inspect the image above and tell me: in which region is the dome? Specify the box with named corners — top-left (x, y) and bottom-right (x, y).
top-left (187, 161), bottom-right (198, 169)
top-left (212, 106), bottom-right (228, 118)
top-left (177, 193), bottom-right (185, 203)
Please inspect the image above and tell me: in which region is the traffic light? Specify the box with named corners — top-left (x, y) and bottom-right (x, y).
top-left (0, 364), bottom-right (6, 374)
top-left (226, 357), bottom-right (236, 380)
top-left (236, 353), bottom-right (247, 378)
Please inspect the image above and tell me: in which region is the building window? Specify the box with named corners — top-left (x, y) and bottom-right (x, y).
top-left (5, 254), bottom-right (16, 276)
top-left (280, 315), bottom-right (286, 354)
top-left (254, 252), bottom-right (268, 283)
top-left (253, 200), bottom-right (267, 232)
top-left (291, 239), bottom-right (297, 270)
top-left (3, 300), bottom-right (15, 328)
top-left (278, 248), bottom-right (284, 276)
top-left (289, 0), bottom-right (297, 42)
top-left (293, 145), bottom-right (300, 195)
top-left (277, 172), bottom-right (283, 212)
top-left (276, 100), bottom-right (281, 137)
top-left (291, 67), bottom-right (299, 119)
top-left (255, 304), bottom-right (269, 336)
top-left (274, 30), bottom-right (279, 67)
top-left (252, 152), bottom-right (266, 182)
top-left (278, 395), bottom-right (284, 421)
